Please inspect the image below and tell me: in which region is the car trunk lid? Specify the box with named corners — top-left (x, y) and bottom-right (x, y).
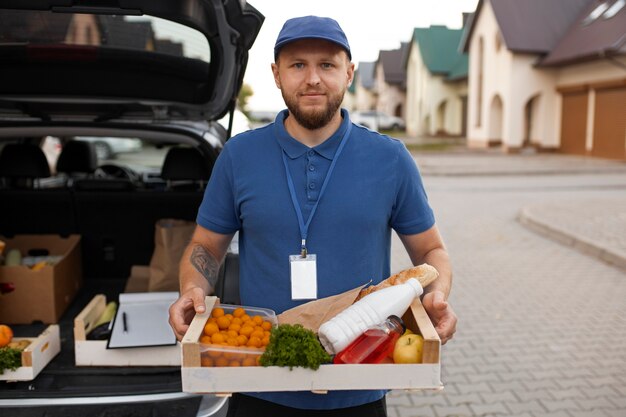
top-left (0, 0), bottom-right (264, 123)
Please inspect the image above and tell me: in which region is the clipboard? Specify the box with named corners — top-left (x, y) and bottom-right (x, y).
top-left (107, 292), bottom-right (179, 349)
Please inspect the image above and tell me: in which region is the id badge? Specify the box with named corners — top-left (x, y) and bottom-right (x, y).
top-left (289, 254), bottom-right (317, 300)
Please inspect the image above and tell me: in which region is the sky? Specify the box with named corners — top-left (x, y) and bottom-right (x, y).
top-left (243, 0), bottom-right (479, 112)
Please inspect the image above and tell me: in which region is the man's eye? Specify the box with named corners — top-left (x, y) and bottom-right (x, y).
top-left (321, 63), bottom-right (333, 69)
top-left (293, 63), bottom-right (304, 69)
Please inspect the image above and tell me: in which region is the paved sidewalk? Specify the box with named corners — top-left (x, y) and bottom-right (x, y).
top-left (387, 147), bottom-right (626, 417)
top-left (519, 198), bottom-right (626, 271)
top-left (411, 146), bottom-right (626, 270)
top-left (413, 149), bottom-right (626, 177)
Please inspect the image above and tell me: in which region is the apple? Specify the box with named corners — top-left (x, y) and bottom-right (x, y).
top-left (392, 333), bottom-right (424, 364)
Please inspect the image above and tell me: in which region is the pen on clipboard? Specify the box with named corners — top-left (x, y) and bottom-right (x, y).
top-left (122, 312), bottom-right (128, 333)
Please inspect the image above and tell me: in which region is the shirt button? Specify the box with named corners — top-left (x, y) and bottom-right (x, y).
top-left (309, 183), bottom-right (316, 190)
top-left (308, 150), bottom-right (315, 156)
top-left (309, 165), bottom-right (315, 171)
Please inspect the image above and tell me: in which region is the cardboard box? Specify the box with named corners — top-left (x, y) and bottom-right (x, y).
top-left (181, 296), bottom-right (442, 394)
top-left (74, 294), bottom-right (181, 366)
top-left (0, 235), bottom-right (82, 324)
top-left (0, 325), bottom-right (61, 381)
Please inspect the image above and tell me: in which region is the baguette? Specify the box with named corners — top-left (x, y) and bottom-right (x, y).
top-left (355, 263), bottom-right (439, 301)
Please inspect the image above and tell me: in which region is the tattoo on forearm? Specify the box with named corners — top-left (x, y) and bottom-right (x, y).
top-left (190, 245), bottom-right (220, 289)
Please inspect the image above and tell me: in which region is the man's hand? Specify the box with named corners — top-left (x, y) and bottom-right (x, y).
top-left (168, 287), bottom-right (208, 341)
top-left (422, 290), bottom-right (457, 345)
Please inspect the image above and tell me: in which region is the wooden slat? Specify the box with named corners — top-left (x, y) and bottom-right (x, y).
top-left (182, 296), bottom-right (217, 367)
top-left (182, 363), bottom-right (442, 393)
top-left (408, 298), bottom-right (440, 364)
top-left (74, 294), bottom-right (106, 341)
top-left (75, 341), bottom-right (181, 366)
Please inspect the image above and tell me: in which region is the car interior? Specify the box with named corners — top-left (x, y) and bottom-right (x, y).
top-left (0, 135), bottom-right (211, 277)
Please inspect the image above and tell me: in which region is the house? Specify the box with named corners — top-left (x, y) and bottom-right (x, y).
top-left (374, 44), bottom-right (409, 119)
top-left (462, 0), bottom-right (626, 159)
top-left (350, 62), bottom-right (378, 112)
top-left (405, 25), bottom-right (469, 137)
top-left (63, 15), bottom-right (183, 57)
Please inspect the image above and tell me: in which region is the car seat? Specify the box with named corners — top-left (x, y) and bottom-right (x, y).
top-left (56, 140), bottom-right (98, 186)
top-left (0, 142), bottom-right (76, 235)
top-left (160, 146), bottom-right (212, 190)
top-left (0, 143), bottom-right (51, 189)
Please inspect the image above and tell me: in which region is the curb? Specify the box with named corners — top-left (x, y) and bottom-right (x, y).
top-left (518, 206), bottom-right (626, 271)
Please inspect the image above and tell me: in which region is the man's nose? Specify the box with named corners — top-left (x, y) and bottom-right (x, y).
top-left (305, 67), bottom-right (321, 85)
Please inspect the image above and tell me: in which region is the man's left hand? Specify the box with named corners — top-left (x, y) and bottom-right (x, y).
top-left (422, 290), bottom-right (457, 344)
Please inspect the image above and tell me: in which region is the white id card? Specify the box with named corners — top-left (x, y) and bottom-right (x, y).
top-left (289, 254), bottom-right (317, 300)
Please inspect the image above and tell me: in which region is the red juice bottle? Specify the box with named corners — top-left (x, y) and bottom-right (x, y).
top-left (333, 315), bottom-right (405, 364)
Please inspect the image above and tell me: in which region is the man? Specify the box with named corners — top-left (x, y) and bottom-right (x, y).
top-left (169, 15), bottom-right (456, 416)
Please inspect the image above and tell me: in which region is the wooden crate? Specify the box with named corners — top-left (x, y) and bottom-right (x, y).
top-left (74, 294), bottom-right (180, 366)
top-left (1, 325), bottom-right (61, 381)
top-left (181, 296), bottom-right (441, 395)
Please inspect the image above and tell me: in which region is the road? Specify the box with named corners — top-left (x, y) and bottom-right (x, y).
top-left (388, 151), bottom-right (626, 417)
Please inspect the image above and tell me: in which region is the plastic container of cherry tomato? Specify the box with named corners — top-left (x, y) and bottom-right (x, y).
top-left (197, 303), bottom-right (277, 367)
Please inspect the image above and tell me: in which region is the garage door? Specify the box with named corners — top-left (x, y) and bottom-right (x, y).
top-left (560, 91), bottom-right (588, 155)
top-left (592, 87), bottom-right (626, 160)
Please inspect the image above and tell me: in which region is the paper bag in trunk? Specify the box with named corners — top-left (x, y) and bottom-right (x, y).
top-left (148, 219), bottom-right (195, 292)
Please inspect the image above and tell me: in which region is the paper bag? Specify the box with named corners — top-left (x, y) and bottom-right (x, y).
top-left (148, 219), bottom-right (195, 292)
top-left (277, 283), bottom-right (368, 332)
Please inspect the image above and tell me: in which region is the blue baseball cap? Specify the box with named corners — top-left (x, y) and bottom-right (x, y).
top-left (274, 16), bottom-right (351, 61)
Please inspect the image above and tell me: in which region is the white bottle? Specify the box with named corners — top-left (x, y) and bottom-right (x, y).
top-left (318, 278), bottom-right (424, 354)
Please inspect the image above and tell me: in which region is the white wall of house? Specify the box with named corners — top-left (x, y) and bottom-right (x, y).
top-left (467, 0), bottom-right (514, 148)
top-left (508, 55), bottom-right (558, 149)
top-left (341, 90), bottom-right (356, 112)
top-left (406, 42), bottom-right (422, 136)
top-left (467, 0), bottom-right (626, 152)
top-left (556, 56), bottom-right (626, 86)
top-left (374, 61), bottom-right (406, 119)
top-left (466, 0), bottom-right (556, 150)
top-left (406, 37), bottom-right (468, 137)
top-left (353, 83), bottom-right (377, 112)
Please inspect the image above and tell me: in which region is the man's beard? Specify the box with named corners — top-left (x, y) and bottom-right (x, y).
top-left (282, 88), bottom-right (345, 130)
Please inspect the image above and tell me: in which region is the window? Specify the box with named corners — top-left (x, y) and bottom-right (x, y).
top-left (603, 0), bottom-right (625, 18)
top-left (0, 11), bottom-right (211, 64)
top-left (582, 1), bottom-right (610, 25)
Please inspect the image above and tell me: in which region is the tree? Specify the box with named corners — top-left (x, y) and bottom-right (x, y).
top-left (237, 83), bottom-right (254, 117)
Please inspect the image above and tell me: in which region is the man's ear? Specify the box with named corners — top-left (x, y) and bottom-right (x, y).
top-left (347, 62), bottom-right (355, 86)
top-left (271, 63), bottom-right (281, 89)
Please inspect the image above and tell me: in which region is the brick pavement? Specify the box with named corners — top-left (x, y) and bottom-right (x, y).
top-left (519, 198), bottom-right (626, 270)
top-left (388, 149), bottom-right (626, 417)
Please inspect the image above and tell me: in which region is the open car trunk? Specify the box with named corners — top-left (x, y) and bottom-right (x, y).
top-left (0, 123), bottom-right (240, 417)
top-left (0, 1), bottom-right (262, 412)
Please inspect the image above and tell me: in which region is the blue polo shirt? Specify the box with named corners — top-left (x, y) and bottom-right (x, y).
top-left (197, 109), bottom-right (434, 410)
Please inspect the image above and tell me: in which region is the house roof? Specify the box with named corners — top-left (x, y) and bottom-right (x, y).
top-left (462, 0), bottom-right (594, 53)
top-left (411, 25), bottom-right (468, 80)
top-left (447, 54), bottom-right (469, 81)
top-left (378, 43), bottom-right (409, 88)
top-left (540, 0), bottom-right (626, 66)
top-left (356, 61), bottom-right (376, 90)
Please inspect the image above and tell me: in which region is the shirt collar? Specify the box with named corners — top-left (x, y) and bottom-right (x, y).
top-left (274, 108), bottom-right (351, 160)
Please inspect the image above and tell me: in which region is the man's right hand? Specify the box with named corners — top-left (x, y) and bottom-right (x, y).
top-left (168, 287), bottom-right (208, 341)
